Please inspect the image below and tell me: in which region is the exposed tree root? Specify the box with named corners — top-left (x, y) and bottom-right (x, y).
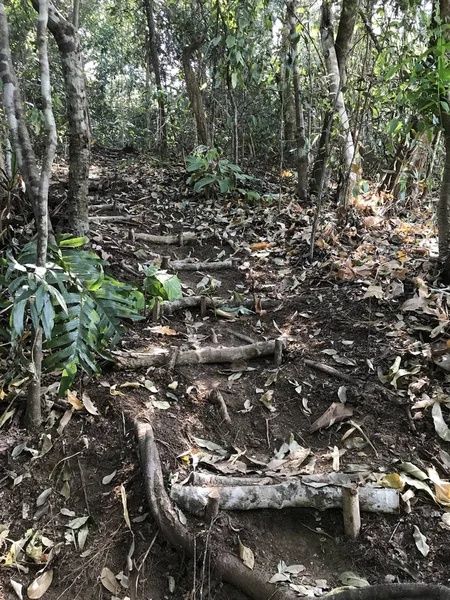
top-left (159, 295), bottom-right (280, 317)
top-left (326, 584), bottom-right (450, 600)
top-left (134, 231), bottom-right (197, 244)
top-left (134, 419), bottom-right (300, 600)
top-left (116, 340), bottom-right (276, 369)
top-left (135, 419), bottom-right (450, 600)
top-left (169, 259), bottom-right (234, 271)
top-left (170, 479), bottom-right (399, 516)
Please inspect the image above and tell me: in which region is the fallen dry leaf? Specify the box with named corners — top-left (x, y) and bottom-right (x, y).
top-left (310, 402), bottom-right (353, 433)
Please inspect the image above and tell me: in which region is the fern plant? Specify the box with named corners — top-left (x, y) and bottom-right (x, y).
top-left (2, 236), bottom-right (144, 395)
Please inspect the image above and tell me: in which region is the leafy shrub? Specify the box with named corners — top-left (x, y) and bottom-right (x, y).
top-left (143, 267), bottom-right (182, 307)
top-left (186, 146), bottom-right (260, 199)
top-left (1, 236), bottom-right (144, 395)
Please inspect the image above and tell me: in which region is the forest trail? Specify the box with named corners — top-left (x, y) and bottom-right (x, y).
top-left (1, 151), bottom-right (449, 599)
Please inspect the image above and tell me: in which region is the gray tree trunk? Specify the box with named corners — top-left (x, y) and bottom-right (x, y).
top-left (287, 0), bottom-right (308, 200)
top-left (0, 0), bottom-right (57, 429)
top-left (182, 41), bottom-right (210, 147)
top-left (31, 0), bottom-right (90, 236)
top-left (438, 0), bottom-right (450, 277)
top-left (311, 0), bottom-right (358, 201)
top-left (144, 0), bottom-right (167, 157)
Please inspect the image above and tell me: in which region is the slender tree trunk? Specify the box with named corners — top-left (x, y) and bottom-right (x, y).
top-left (0, 131), bottom-right (6, 204)
top-left (287, 0), bottom-right (308, 200)
top-left (1, 0), bottom-right (57, 429)
top-left (227, 70), bottom-right (238, 163)
top-left (438, 0), bottom-right (450, 277)
top-left (144, 0), bottom-right (167, 157)
top-left (335, 0), bottom-right (358, 83)
top-left (182, 41), bottom-right (210, 147)
top-left (31, 0), bottom-right (90, 236)
top-left (311, 0), bottom-right (357, 201)
top-left (72, 0), bottom-right (80, 28)
top-left (280, 22), bottom-right (296, 157)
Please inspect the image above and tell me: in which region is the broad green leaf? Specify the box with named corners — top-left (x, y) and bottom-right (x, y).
top-left (194, 176), bottom-right (217, 191)
top-left (58, 236), bottom-right (89, 248)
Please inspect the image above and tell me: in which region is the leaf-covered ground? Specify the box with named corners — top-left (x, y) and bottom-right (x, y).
top-left (1, 150), bottom-right (450, 599)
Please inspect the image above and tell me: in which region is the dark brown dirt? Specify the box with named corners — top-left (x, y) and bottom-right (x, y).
top-left (1, 152), bottom-right (449, 599)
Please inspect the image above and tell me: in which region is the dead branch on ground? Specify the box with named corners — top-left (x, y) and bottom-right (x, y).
top-left (116, 340), bottom-right (277, 370)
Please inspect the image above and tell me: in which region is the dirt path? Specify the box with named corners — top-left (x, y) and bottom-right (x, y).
top-left (1, 153), bottom-right (449, 599)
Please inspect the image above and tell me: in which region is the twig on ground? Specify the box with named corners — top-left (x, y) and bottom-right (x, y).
top-left (304, 359), bottom-right (358, 384)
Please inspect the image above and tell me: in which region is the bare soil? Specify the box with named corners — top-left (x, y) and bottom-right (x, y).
top-left (1, 151), bottom-right (449, 599)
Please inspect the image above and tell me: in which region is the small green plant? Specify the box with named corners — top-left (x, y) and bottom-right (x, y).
top-left (1, 236), bottom-right (144, 396)
top-left (143, 267), bottom-right (182, 308)
top-left (186, 146), bottom-right (259, 198)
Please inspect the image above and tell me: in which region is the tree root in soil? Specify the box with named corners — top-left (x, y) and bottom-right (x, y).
top-left (134, 419), bottom-right (450, 600)
top-left (134, 231), bottom-right (197, 244)
top-left (134, 418), bottom-right (300, 600)
top-left (326, 584), bottom-right (450, 600)
top-left (169, 259), bottom-right (234, 271)
top-left (159, 295), bottom-right (280, 317)
top-left (116, 339), bottom-right (278, 369)
top-left (170, 479), bottom-right (399, 516)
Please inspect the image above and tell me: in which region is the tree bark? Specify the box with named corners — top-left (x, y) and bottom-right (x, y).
top-left (1, 0), bottom-right (57, 428)
top-left (143, 0), bottom-right (167, 157)
top-left (31, 0), bottom-right (90, 236)
top-left (438, 0), bottom-right (450, 279)
top-left (311, 0), bottom-right (357, 201)
top-left (182, 41), bottom-right (210, 146)
top-left (335, 0), bottom-right (358, 83)
top-left (280, 21), bottom-right (296, 157)
top-left (287, 0), bottom-right (308, 200)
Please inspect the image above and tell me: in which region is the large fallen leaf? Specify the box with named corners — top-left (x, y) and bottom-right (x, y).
top-left (192, 437), bottom-right (228, 456)
top-left (398, 462), bottom-right (428, 481)
top-left (27, 570), bottom-right (53, 599)
top-left (100, 567), bottom-right (121, 595)
top-left (81, 393), bottom-right (99, 416)
top-left (413, 525), bottom-right (429, 557)
top-left (238, 538), bottom-right (254, 570)
top-left (363, 285), bottom-right (384, 299)
top-left (36, 487), bottom-right (52, 507)
top-left (67, 516), bottom-right (90, 530)
top-left (10, 579), bottom-right (23, 599)
top-left (432, 402), bottom-right (450, 442)
top-left (339, 571), bottom-right (369, 587)
top-left (310, 403), bottom-right (353, 433)
top-left (401, 473), bottom-right (435, 500)
top-left (269, 573), bottom-right (291, 583)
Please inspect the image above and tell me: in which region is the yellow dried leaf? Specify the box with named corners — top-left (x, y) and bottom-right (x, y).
top-left (250, 242), bottom-right (272, 251)
top-left (378, 473), bottom-right (404, 490)
top-left (151, 326), bottom-right (177, 336)
top-left (66, 390), bottom-right (84, 410)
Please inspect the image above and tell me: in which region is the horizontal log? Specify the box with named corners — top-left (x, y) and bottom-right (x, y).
top-left (160, 296), bottom-right (280, 317)
top-left (170, 259), bottom-right (234, 271)
top-left (170, 481), bottom-right (399, 516)
top-left (116, 340), bottom-right (276, 370)
top-left (135, 232), bottom-right (196, 244)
